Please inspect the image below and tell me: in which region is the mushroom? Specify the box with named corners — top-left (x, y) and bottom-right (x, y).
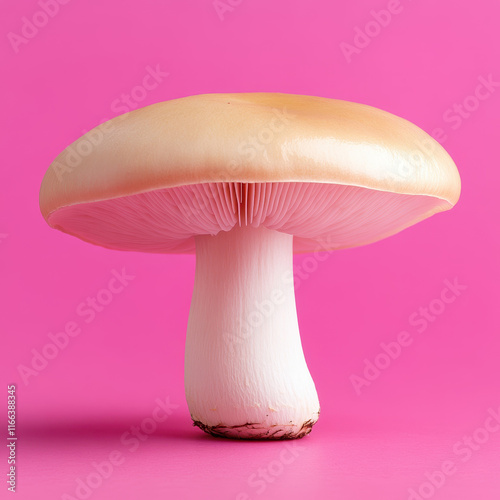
top-left (40, 93), bottom-right (460, 439)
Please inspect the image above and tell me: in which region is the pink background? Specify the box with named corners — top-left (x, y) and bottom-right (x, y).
top-left (1, 0), bottom-right (499, 499)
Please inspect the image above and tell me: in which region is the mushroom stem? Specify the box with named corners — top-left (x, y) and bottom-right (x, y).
top-left (185, 225), bottom-right (320, 439)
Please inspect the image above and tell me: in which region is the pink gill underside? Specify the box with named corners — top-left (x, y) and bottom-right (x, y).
top-left (48, 182), bottom-right (449, 253)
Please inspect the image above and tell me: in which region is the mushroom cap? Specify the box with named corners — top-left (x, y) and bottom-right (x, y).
top-left (40, 93), bottom-right (461, 253)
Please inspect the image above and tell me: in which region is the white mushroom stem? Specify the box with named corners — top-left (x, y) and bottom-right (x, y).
top-left (185, 225), bottom-right (320, 439)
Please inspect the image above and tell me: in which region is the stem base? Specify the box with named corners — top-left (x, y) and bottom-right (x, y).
top-left (192, 417), bottom-right (318, 440)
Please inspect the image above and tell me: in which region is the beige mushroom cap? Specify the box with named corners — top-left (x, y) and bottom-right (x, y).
top-left (39, 93), bottom-right (460, 253)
